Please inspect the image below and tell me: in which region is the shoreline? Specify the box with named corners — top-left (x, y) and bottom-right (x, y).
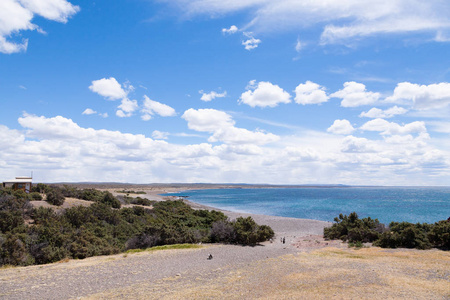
top-left (108, 185), bottom-right (333, 241)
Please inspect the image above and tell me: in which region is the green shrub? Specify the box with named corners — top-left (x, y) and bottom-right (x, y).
top-left (129, 197), bottom-right (153, 206)
top-left (13, 190), bottom-right (28, 200)
top-left (428, 220), bottom-right (450, 250)
top-left (29, 192), bottom-right (43, 201)
top-left (45, 189), bottom-right (65, 206)
top-left (0, 210), bottom-right (24, 233)
top-left (98, 192), bottom-right (121, 208)
top-left (210, 220), bottom-right (236, 243)
top-left (324, 212), bottom-right (383, 243)
top-left (374, 222), bottom-right (432, 249)
top-left (0, 233), bottom-right (34, 266)
top-left (232, 216), bottom-right (274, 245)
top-left (31, 183), bottom-right (50, 193)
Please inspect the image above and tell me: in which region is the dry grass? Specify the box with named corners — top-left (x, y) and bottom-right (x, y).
top-left (84, 247), bottom-right (450, 300)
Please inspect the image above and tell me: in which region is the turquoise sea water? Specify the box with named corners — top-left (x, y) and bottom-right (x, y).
top-left (166, 187), bottom-right (450, 225)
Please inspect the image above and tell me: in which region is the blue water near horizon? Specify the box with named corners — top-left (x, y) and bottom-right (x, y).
top-left (165, 187), bottom-right (450, 225)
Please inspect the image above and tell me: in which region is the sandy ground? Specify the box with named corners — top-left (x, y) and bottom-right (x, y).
top-left (3, 184), bottom-right (449, 299)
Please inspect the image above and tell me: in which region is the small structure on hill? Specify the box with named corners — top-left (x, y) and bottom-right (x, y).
top-left (2, 177), bottom-right (33, 193)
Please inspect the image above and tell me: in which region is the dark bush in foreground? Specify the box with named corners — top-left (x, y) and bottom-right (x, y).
top-left (428, 220), bottom-right (450, 249)
top-left (324, 212), bottom-right (384, 243)
top-left (374, 222), bottom-right (433, 250)
top-left (325, 212), bottom-right (450, 250)
top-left (0, 188), bottom-right (275, 267)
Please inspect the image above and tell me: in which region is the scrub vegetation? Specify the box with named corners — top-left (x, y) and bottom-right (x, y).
top-left (0, 185), bottom-right (274, 267)
top-left (324, 212), bottom-right (450, 250)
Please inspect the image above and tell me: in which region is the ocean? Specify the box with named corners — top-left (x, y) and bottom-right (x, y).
top-left (166, 187), bottom-right (450, 225)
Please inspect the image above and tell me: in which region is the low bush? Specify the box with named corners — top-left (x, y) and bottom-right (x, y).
top-left (324, 212), bottom-right (383, 243)
top-left (325, 212), bottom-right (450, 250)
top-left (29, 192), bottom-right (43, 201)
top-left (45, 189), bottom-right (65, 206)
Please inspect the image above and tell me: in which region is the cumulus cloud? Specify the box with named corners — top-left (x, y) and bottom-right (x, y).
top-left (385, 82), bottom-right (450, 110)
top-left (242, 32), bottom-right (261, 50)
top-left (341, 136), bottom-right (377, 153)
top-left (327, 119), bottom-right (355, 135)
top-left (182, 108), bottom-right (235, 132)
top-left (222, 25), bottom-right (238, 34)
top-left (159, 0), bottom-right (450, 45)
top-left (331, 81), bottom-right (380, 107)
top-left (294, 81), bottom-right (329, 105)
top-left (141, 95), bottom-right (176, 121)
top-left (117, 98), bottom-right (138, 118)
top-left (182, 108), bottom-right (278, 145)
top-left (360, 118), bottom-right (427, 135)
top-left (359, 106), bottom-right (408, 118)
top-left (0, 0), bottom-right (79, 54)
top-left (89, 77), bottom-right (127, 100)
top-left (199, 90), bottom-right (227, 102)
top-left (240, 81), bottom-right (291, 108)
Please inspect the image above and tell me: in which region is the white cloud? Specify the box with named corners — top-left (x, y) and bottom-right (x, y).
top-left (89, 77), bottom-right (127, 100)
top-left (18, 0), bottom-right (79, 22)
top-left (117, 98), bottom-right (138, 118)
top-left (182, 108), bottom-right (278, 145)
top-left (331, 81), bottom-right (380, 107)
top-left (0, 0), bottom-right (79, 54)
top-left (294, 81), bottom-right (329, 105)
top-left (320, 16), bottom-right (448, 45)
top-left (160, 0), bottom-right (450, 45)
top-left (199, 90), bottom-right (227, 102)
top-left (209, 127), bottom-right (279, 145)
top-left (182, 108), bottom-right (235, 132)
top-left (341, 136), bottom-right (377, 153)
top-left (240, 81), bottom-right (291, 108)
top-left (141, 95), bottom-right (176, 121)
top-left (152, 130), bottom-right (169, 140)
top-left (222, 25), bottom-right (238, 34)
top-left (2, 113), bottom-right (449, 185)
top-left (82, 108), bottom-right (108, 118)
top-left (359, 106), bottom-right (408, 118)
top-left (82, 108), bottom-right (96, 115)
top-left (327, 119), bottom-right (355, 135)
top-left (242, 32), bottom-right (261, 50)
top-left (360, 118), bottom-right (427, 135)
top-left (385, 82), bottom-right (450, 110)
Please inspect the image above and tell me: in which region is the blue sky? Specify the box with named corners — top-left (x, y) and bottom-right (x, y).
top-left (1, 0), bottom-right (449, 185)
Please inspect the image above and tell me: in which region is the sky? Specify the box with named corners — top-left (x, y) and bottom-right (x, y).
top-left (0, 0), bottom-right (450, 185)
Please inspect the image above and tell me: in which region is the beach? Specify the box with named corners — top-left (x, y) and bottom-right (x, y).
top-left (1, 184), bottom-right (449, 299)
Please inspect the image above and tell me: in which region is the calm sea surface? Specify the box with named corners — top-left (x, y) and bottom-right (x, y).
top-left (166, 187), bottom-right (450, 224)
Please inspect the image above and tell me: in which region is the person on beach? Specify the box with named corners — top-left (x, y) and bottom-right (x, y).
top-left (282, 237), bottom-right (285, 244)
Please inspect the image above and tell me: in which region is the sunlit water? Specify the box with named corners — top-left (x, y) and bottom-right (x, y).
top-left (166, 187), bottom-right (450, 224)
